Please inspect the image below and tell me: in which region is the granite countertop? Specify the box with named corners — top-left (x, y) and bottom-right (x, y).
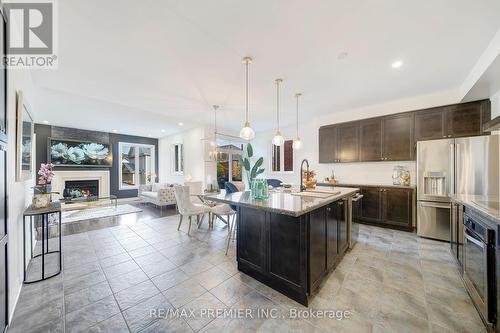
top-left (205, 187), bottom-right (359, 217)
top-left (317, 182), bottom-right (416, 189)
top-left (451, 194), bottom-right (500, 223)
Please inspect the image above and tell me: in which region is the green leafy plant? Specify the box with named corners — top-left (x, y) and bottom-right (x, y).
top-left (33, 185), bottom-right (59, 195)
top-left (240, 143), bottom-right (265, 188)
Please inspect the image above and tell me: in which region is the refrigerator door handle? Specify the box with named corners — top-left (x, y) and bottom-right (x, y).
top-left (419, 202), bottom-right (451, 210)
top-left (449, 143), bottom-right (455, 196)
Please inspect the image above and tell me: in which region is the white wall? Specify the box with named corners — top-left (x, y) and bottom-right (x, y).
top-left (250, 89), bottom-right (460, 187)
top-left (158, 126), bottom-right (212, 186)
top-left (6, 69), bottom-right (35, 320)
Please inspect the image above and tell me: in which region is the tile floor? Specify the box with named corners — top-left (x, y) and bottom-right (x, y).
top-left (9, 212), bottom-right (487, 333)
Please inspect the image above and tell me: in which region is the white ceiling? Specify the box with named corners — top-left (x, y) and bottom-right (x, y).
top-left (32, 0), bottom-right (500, 137)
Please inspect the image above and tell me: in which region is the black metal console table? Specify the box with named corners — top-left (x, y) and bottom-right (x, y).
top-left (22, 203), bottom-right (62, 283)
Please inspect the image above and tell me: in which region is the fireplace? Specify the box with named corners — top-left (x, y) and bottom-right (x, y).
top-left (65, 179), bottom-right (99, 198)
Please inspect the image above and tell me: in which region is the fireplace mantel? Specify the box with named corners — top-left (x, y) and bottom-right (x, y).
top-left (52, 170), bottom-right (110, 198)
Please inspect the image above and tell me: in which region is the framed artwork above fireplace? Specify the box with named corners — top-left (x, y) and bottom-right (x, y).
top-left (48, 138), bottom-right (113, 167)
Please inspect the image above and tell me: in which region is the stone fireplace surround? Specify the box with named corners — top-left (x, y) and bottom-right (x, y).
top-left (51, 170), bottom-right (110, 198)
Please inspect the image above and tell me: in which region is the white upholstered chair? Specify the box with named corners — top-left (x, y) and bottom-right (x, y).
top-left (184, 181), bottom-right (203, 204)
top-left (210, 204), bottom-right (237, 255)
top-left (174, 186), bottom-right (210, 235)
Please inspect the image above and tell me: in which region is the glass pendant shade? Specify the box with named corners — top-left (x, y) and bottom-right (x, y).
top-left (240, 121), bottom-right (255, 140)
top-left (272, 130), bottom-right (285, 146)
top-left (293, 93), bottom-right (303, 150)
top-left (292, 137), bottom-right (303, 150)
top-left (240, 57), bottom-right (255, 140)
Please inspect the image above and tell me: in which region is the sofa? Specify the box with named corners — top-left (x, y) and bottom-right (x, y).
top-left (139, 183), bottom-right (177, 214)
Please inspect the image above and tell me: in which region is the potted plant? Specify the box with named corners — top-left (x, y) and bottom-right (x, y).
top-left (32, 163), bottom-right (59, 209)
top-left (303, 169), bottom-right (317, 189)
top-left (240, 143), bottom-right (265, 189)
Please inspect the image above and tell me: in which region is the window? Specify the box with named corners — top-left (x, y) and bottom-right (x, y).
top-left (172, 143), bottom-right (183, 174)
top-left (119, 142), bottom-right (155, 189)
top-left (271, 140), bottom-right (293, 172)
top-left (215, 142), bottom-right (243, 189)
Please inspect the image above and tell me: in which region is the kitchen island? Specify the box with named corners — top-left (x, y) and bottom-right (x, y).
top-left (207, 186), bottom-right (359, 306)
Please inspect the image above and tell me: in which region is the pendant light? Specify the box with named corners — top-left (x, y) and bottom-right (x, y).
top-left (272, 78), bottom-right (285, 146)
top-left (292, 93), bottom-right (303, 150)
top-left (209, 105), bottom-right (219, 160)
top-left (239, 57), bottom-right (255, 140)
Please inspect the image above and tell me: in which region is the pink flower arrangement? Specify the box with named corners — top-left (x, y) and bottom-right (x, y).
top-left (38, 163), bottom-right (55, 185)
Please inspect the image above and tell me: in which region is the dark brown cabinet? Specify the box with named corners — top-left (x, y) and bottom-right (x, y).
top-left (337, 200), bottom-right (348, 254)
top-left (360, 118), bottom-right (382, 161)
top-left (318, 126), bottom-right (337, 163)
top-left (360, 187), bottom-right (383, 223)
top-left (318, 99), bottom-right (490, 163)
top-left (445, 100), bottom-right (490, 137)
top-left (326, 204), bottom-right (338, 270)
top-left (414, 108), bottom-right (446, 141)
top-left (325, 200), bottom-right (347, 272)
top-left (382, 113), bottom-right (414, 161)
top-left (414, 100), bottom-right (490, 142)
top-left (309, 208), bottom-right (327, 290)
top-left (358, 186), bottom-right (414, 230)
top-left (383, 188), bottom-right (413, 227)
top-left (337, 122), bottom-right (359, 162)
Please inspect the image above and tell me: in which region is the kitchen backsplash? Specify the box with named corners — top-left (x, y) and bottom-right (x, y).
top-left (314, 161), bottom-right (417, 186)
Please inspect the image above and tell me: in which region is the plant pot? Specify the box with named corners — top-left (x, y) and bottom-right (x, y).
top-left (32, 194), bottom-right (51, 209)
top-left (303, 178), bottom-right (317, 189)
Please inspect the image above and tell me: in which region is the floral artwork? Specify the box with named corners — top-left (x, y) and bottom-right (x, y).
top-left (49, 139), bottom-right (112, 166)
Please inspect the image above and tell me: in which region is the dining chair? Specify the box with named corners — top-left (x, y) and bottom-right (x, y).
top-left (221, 182), bottom-right (239, 255)
top-left (174, 186), bottom-right (210, 235)
top-left (266, 179), bottom-right (282, 188)
top-left (185, 181), bottom-right (204, 204)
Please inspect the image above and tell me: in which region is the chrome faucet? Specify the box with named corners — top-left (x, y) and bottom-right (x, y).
top-left (300, 159), bottom-right (310, 192)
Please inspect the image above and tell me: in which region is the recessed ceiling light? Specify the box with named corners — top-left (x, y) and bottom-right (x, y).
top-left (392, 60), bottom-right (403, 69)
top-left (178, 122), bottom-right (184, 126)
top-left (43, 120), bottom-right (49, 124)
top-left (161, 129), bottom-right (166, 133)
top-left (112, 129), bottom-right (117, 133)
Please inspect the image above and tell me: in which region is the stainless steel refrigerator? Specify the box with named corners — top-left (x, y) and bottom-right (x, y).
top-left (417, 135), bottom-right (499, 241)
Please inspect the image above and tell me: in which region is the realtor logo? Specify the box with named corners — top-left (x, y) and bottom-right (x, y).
top-left (2, 0), bottom-right (58, 68)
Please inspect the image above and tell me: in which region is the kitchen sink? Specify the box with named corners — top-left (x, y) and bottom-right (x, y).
top-left (290, 190), bottom-right (340, 198)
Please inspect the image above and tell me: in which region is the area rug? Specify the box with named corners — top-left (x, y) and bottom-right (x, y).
top-left (61, 204), bottom-right (142, 224)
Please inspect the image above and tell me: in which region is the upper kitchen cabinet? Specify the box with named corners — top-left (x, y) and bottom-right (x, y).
top-left (382, 113), bottom-right (414, 161)
top-left (360, 118), bottom-right (383, 161)
top-left (318, 100), bottom-right (490, 164)
top-left (445, 100), bottom-right (490, 137)
top-left (337, 122), bottom-right (360, 163)
top-left (414, 107), bottom-right (446, 141)
top-left (319, 125), bottom-right (338, 163)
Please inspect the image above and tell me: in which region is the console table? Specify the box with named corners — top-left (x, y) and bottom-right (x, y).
top-left (22, 203), bottom-right (62, 284)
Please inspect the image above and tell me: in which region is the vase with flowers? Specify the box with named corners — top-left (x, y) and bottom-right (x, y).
top-left (32, 163), bottom-right (59, 209)
top-left (303, 169), bottom-right (317, 189)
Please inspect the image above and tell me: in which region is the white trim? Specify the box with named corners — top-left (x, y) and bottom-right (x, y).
top-left (119, 142), bottom-right (156, 190)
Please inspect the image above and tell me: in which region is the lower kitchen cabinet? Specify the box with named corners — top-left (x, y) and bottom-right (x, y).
top-left (359, 186), bottom-right (414, 231)
top-left (360, 187), bottom-right (383, 224)
top-left (384, 188), bottom-right (413, 227)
